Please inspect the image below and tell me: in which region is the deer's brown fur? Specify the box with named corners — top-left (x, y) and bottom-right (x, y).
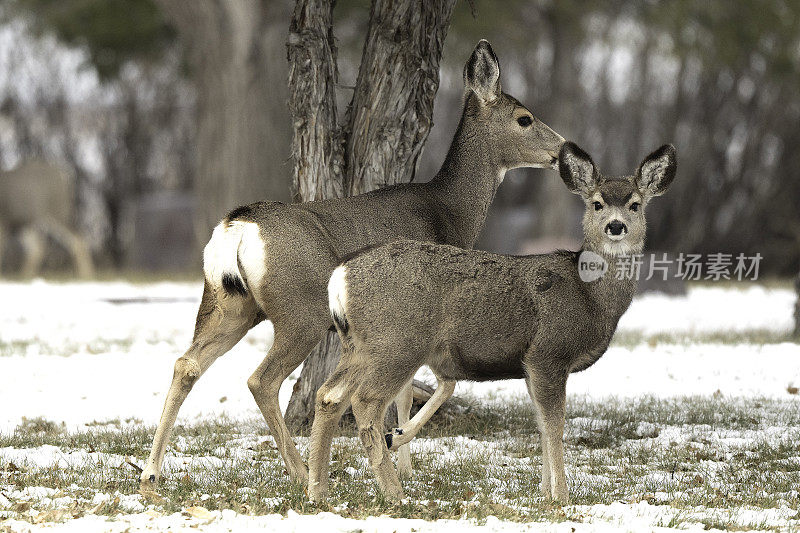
top-left (140, 40), bottom-right (565, 487)
top-left (310, 142), bottom-right (677, 502)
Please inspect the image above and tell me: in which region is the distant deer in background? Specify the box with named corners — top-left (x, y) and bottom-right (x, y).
top-left (0, 159), bottom-right (94, 278)
top-left (311, 142), bottom-right (677, 503)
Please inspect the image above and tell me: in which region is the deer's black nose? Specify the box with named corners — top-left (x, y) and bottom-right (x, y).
top-left (606, 221), bottom-right (627, 236)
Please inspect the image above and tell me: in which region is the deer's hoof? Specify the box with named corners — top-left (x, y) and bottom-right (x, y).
top-left (385, 428), bottom-right (404, 451)
top-left (139, 472), bottom-right (157, 487)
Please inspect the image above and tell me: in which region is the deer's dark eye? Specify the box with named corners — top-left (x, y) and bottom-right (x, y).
top-left (593, 201), bottom-right (603, 211)
top-left (630, 202), bottom-right (640, 212)
top-left (517, 116), bottom-right (533, 127)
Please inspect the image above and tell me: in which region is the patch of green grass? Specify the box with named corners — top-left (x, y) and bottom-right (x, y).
top-left (416, 395), bottom-right (797, 443)
top-left (567, 395), bottom-right (790, 430)
top-left (687, 278), bottom-right (793, 290)
top-left (0, 341), bottom-right (34, 358)
top-left (611, 329), bottom-right (796, 348)
top-left (0, 338), bottom-right (154, 357)
top-left (2, 396), bottom-right (799, 527)
top-left (656, 509), bottom-right (690, 529)
top-left (696, 514), bottom-right (782, 532)
top-left (14, 417), bottom-right (65, 436)
top-left (0, 271), bottom-right (201, 284)
top-left (1, 417), bottom-right (274, 460)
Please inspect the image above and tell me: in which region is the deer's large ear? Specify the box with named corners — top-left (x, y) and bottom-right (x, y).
top-left (559, 142), bottom-right (596, 196)
top-left (464, 40), bottom-right (501, 104)
top-left (636, 144), bottom-right (677, 197)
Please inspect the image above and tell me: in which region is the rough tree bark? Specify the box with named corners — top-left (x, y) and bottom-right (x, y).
top-left (342, 0), bottom-right (453, 193)
top-left (154, 0), bottom-right (292, 249)
top-left (286, 0), bottom-right (344, 202)
top-left (284, 0), bottom-right (457, 428)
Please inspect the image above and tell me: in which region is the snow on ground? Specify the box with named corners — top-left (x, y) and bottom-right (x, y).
top-left (0, 507), bottom-right (710, 533)
top-left (0, 281), bottom-right (275, 432)
top-left (0, 281), bottom-right (797, 432)
top-left (460, 342), bottom-right (800, 402)
top-left (616, 285), bottom-right (795, 335)
top-left (1, 280), bottom-right (799, 532)
top-left (7, 506), bottom-right (792, 533)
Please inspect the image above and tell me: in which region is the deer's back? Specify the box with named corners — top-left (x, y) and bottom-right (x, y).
top-left (341, 240), bottom-right (612, 380)
top-left (340, 241), bottom-right (533, 380)
top-left (297, 183), bottom-right (461, 253)
top-left (218, 187), bottom-right (456, 320)
top-left (0, 160), bottom-right (73, 228)
top-left (235, 184), bottom-right (452, 259)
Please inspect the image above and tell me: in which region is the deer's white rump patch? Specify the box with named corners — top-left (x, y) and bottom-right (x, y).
top-left (203, 220), bottom-right (266, 294)
top-left (328, 265), bottom-right (348, 327)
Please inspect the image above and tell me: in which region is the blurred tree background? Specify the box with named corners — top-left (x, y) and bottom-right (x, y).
top-left (1, 0), bottom-right (799, 274)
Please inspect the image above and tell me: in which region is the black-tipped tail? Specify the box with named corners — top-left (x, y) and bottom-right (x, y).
top-left (332, 310), bottom-right (349, 335)
top-left (221, 272), bottom-right (248, 296)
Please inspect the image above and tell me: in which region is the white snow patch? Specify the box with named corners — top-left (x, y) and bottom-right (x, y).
top-left (454, 342), bottom-right (800, 402)
top-left (0, 510), bottom-right (588, 533)
top-left (618, 285), bottom-right (794, 335)
top-left (1, 281), bottom-right (799, 532)
top-left (0, 281), bottom-right (292, 433)
top-left (1, 282), bottom-right (798, 432)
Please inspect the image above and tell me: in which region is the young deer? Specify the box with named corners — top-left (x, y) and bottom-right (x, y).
top-left (140, 40), bottom-right (564, 488)
top-left (310, 142), bottom-right (677, 503)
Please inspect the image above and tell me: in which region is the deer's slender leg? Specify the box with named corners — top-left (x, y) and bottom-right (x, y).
top-left (247, 322), bottom-right (327, 484)
top-left (44, 221), bottom-right (94, 278)
top-left (386, 378), bottom-right (456, 451)
top-left (308, 365), bottom-right (354, 502)
top-left (525, 366), bottom-right (568, 502)
top-left (140, 286), bottom-right (259, 487)
top-left (351, 393), bottom-right (404, 501)
top-left (393, 381), bottom-right (414, 478)
top-left (19, 226), bottom-right (45, 277)
top-left (526, 378), bottom-right (551, 495)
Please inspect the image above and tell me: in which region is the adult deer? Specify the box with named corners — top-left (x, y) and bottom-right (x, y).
top-left (313, 142), bottom-right (677, 502)
top-left (0, 160), bottom-right (93, 278)
top-left (140, 40), bottom-right (564, 487)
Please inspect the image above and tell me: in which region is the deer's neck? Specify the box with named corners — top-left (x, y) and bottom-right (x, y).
top-left (427, 116), bottom-right (504, 248)
top-left (581, 242), bottom-right (642, 325)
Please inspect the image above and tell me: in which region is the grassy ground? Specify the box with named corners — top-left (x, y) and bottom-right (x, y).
top-left (2, 395), bottom-right (799, 530)
top-left (3, 328), bottom-right (795, 358)
top-left (2, 280), bottom-right (798, 530)
top-left (0, 334), bottom-right (271, 358)
top-left (610, 329), bottom-right (797, 348)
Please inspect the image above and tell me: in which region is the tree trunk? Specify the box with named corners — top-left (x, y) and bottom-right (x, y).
top-left (286, 0), bottom-right (344, 202)
top-left (282, 0), bottom-right (345, 429)
top-left (284, 0), bottom-right (456, 429)
top-left (530, 9), bottom-right (581, 242)
top-left (154, 0), bottom-right (292, 251)
top-left (342, 0), bottom-right (455, 193)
